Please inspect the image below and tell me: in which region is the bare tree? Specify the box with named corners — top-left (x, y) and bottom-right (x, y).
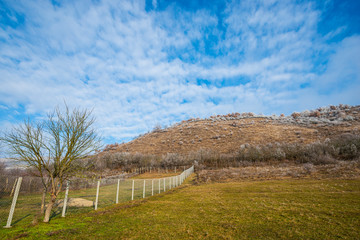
top-left (0, 105), bottom-right (102, 222)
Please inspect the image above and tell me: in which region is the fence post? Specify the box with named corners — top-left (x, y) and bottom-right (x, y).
top-left (116, 179), bottom-right (120, 204)
top-left (158, 179), bottom-right (161, 193)
top-left (169, 177), bottom-right (172, 189)
top-left (163, 178), bottom-right (166, 191)
top-left (4, 177), bottom-right (22, 228)
top-left (10, 178), bottom-right (18, 197)
top-left (95, 180), bottom-right (100, 210)
top-left (5, 177), bottom-right (8, 192)
top-left (61, 181), bottom-right (69, 217)
top-left (131, 180), bottom-right (134, 201)
top-left (152, 179), bottom-right (154, 196)
top-left (143, 180), bottom-right (146, 198)
top-left (29, 178), bottom-right (32, 193)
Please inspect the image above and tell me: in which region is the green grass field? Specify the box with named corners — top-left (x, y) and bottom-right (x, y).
top-left (1, 176), bottom-right (359, 239)
top-left (0, 178), bottom-right (169, 229)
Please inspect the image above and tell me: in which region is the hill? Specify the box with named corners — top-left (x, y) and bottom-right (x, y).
top-left (105, 104), bottom-right (360, 156)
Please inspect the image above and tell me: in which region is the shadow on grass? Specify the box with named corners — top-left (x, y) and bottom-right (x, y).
top-left (12, 214), bottom-right (32, 225)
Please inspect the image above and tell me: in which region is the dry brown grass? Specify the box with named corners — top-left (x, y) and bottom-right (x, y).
top-left (111, 107), bottom-right (360, 156)
top-left (195, 160), bottom-right (360, 183)
top-left (130, 171), bottom-right (180, 179)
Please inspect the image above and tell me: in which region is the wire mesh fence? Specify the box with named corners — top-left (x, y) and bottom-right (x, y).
top-left (0, 166), bottom-right (194, 228)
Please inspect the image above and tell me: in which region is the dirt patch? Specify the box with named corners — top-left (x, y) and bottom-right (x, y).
top-left (52, 198), bottom-right (94, 208)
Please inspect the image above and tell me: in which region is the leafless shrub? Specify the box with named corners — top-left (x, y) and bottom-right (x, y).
top-left (291, 112), bottom-right (301, 119)
top-left (195, 159), bottom-right (360, 183)
top-left (152, 124), bottom-right (162, 132)
top-left (309, 111), bottom-right (321, 117)
top-left (303, 163), bottom-right (314, 174)
top-left (331, 133), bottom-right (360, 160)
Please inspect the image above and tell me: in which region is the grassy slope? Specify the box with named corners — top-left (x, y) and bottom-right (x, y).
top-left (1, 176), bottom-right (360, 239)
top-left (113, 109), bottom-right (360, 155)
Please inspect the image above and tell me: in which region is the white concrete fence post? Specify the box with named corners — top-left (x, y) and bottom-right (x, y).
top-left (95, 180), bottom-right (100, 210)
top-left (163, 178), bottom-right (166, 192)
top-left (61, 181), bottom-right (69, 217)
top-left (10, 178), bottom-right (18, 197)
top-left (131, 180), bottom-right (135, 201)
top-left (158, 179), bottom-right (161, 193)
top-left (4, 177), bottom-right (22, 228)
top-left (116, 179), bottom-right (120, 204)
top-left (143, 180), bottom-right (146, 198)
top-left (152, 179), bottom-right (154, 196)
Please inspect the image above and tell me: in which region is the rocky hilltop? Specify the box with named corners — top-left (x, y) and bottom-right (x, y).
top-left (105, 105), bottom-right (360, 156)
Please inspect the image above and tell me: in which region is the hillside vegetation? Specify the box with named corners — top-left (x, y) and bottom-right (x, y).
top-left (88, 105), bottom-right (360, 175)
top-left (107, 105), bottom-right (360, 155)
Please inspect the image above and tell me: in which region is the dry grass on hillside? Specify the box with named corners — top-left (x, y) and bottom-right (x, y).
top-left (110, 105), bottom-right (360, 156)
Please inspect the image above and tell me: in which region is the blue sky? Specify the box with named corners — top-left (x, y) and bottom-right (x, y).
top-left (0, 0), bottom-right (359, 144)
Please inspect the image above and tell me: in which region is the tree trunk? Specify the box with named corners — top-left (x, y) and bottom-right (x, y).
top-left (43, 194), bottom-right (56, 223)
top-left (40, 187), bottom-right (47, 215)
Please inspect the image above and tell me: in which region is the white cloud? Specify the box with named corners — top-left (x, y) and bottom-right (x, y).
top-left (0, 0), bottom-right (359, 143)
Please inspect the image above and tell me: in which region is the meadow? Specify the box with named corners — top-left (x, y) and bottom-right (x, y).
top-left (1, 175), bottom-right (359, 239)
